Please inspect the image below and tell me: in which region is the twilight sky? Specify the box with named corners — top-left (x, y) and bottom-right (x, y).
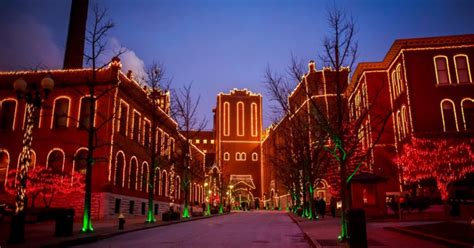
top-left (1, 0), bottom-right (473, 129)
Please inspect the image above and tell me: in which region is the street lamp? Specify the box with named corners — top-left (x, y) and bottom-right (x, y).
top-left (10, 76), bottom-right (54, 243)
top-left (204, 182), bottom-right (210, 216)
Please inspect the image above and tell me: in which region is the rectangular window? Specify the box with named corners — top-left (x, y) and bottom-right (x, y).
top-left (119, 102), bottom-right (128, 136)
top-left (53, 98), bottom-right (69, 128)
top-left (114, 198), bottom-right (121, 214)
top-left (154, 203), bottom-right (158, 215)
top-left (0, 100), bottom-right (16, 130)
top-left (455, 55), bottom-right (471, 83)
top-left (203, 139), bottom-right (207, 144)
top-left (223, 102), bottom-right (230, 136)
top-left (132, 111), bottom-right (141, 142)
top-left (435, 56), bottom-right (450, 84)
top-left (237, 102), bottom-right (244, 136)
top-left (141, 202), bottom-right (146, 215)
top-left (79, 97), bottom-right (94, 129)
top-left (129, 200), bottom-right (135, 214)
top-left (144, 120), bottom-right (150, 147)
top-left (210, 139), bottom-right (215, 144)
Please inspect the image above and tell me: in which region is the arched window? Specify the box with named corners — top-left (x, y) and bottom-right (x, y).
top-left (141, 162), bottom-right (149, 192)
top-left (396, 110), bottom-right (402, 141)
top-left (52, 97), bottom-right (70, 128)
top-left (169, 173), bottom-right (173, 198)
top-left (162, 170), bottom-right (168, 197)
top-left (114, 151), bottom-right (125, 187)
top-left (252, 152), bottom-right (258, 161)
top-left (396, 64), bottom-right (404, 93)
top-left (176, 176), bottom-right (181, 199)
top-left (401, 106), bottom-right (410, 136)
top-left (462, 98), bottom-right (474, 131)
top-left (143, 120), bottom-right (150, 148)
top-left (223, 152), bottom-right (230, 161)
top-left (391, 71), bottom-right (398, 98)
top-left (0, 99), bottom-right (17, 130)
top-left (235, 152), bottom-right (240, 161)
top-left (73, 148), bottom-right (88, 175)
top-left (129, 157), bottom-right (138, 190)
top-left (441, 99), bottom-right (459, 132)
top-left (454, 55), bottom-right (472, 83)
top-left (251, 103), bottom-right (258, 137)
top-left (237, 102), bottom-right (244, 136)
top-left (241, 152), bottom-right (246, 161)
top-left (434, 56), bottom-right (451, 84)
top-left (118, 100), bottom-right (129, 136)
top-left (223, 102), bottom-right (230, 136)
top-left (155, 167), bottom-right (161, 195)
top-left (47, 149), bottom-right (64, 174)
top-left (137, 162), bottom-right (142, 191)
top-left (0, 150), bottom-right (9, 189)
top-left (78, 96), bottom-right (95, 129)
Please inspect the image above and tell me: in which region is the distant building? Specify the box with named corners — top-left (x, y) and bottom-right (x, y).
top-left (214, 89), bottom-right (263, 206)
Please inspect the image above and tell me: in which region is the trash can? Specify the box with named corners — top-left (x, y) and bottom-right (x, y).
top-left (346, 208), bottom-right (367, 248)
top-left (54, 208), bottom-right (75, 237)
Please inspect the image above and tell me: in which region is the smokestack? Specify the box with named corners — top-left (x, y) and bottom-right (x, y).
top-left (63, 0), bottom-right (89, 69)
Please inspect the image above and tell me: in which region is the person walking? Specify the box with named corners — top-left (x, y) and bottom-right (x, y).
top-left (330, 197), bottom-right (336, 218)
top-left (319, 198), bottom-right (326, 218)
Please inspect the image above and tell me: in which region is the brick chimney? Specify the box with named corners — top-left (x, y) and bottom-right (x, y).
top-left (63, 0), bottom-right (89, 69)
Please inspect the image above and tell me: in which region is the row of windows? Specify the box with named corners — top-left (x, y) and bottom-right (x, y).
top-left (440, 98), bottom-right (474, 132)
top-left (434, 54), bottom-right (472, 85)
top-left (0, 147), bottom-right (89, 188)
top-left (117, 100), bottom-right (175, 157)
top-left (0, 96), bottom-right (95, 131)
top-left (222, 152), bottom-right (258, 161)
top-left (193, 139), bottom-right (214, 144)
top-left (112, 151), bottom-right (180, 198)
top-left (222, 101), bottom-right (258, 137)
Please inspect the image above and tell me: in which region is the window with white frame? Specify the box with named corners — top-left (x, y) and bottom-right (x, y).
top-left (461, 98), bottom-right (474, 131)
top-left (0, 100), bottom-right (16, 130)
top-left (223, 152), bottom-right (230, 161)
top-left (223, 102), bottom-right (230, 136)
top-left (237, 102), bottom-right (244, 136)
top-left (434, 56), bottom-right (451, 84)
top-left (454, 54), bottom-right (472, 83)
top-left (252, 152), bottom-right (258, 161)
top-left (440, 99), bottom-right (458, 132)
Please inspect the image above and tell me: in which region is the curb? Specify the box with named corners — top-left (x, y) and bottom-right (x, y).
top-left (384, 226), bottom-right (473, 248)
top-left (42, 213), bottom-right (231, 247)
top-left (287, 213), bottom-right (319, 248)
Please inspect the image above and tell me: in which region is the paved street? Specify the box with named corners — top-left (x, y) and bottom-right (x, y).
top-left (75, 211), bottom-right (310, 248)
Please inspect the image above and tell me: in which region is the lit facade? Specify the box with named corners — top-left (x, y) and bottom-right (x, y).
top-left (214, 89), bottom-right (263, 205)
top-left (0, 60), bottom-right (205, 220)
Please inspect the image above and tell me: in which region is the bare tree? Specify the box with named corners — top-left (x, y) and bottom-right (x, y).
top-left (171, 83), bottom-right (207, 218)
top-left (141, 62), bottom-right (172, 222)
top-left (80, 4), bottom-right (125, 232)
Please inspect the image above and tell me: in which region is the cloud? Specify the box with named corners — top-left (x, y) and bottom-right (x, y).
top-left (106, 38), bottom-right (147, 83)
top-left (0, 14), bottom-right (63, 70)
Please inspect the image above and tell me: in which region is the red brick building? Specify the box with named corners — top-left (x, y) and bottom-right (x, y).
top-left (214, 89), bottom-right (263, 206)
top-left (349, 34), bottom-right (474, 202)
top-left (262, 34), bottom-right (474, 215)
top-left (0, 60), bottom-right (205, 220)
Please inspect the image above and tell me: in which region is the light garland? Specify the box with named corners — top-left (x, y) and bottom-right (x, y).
top-left (395, 137), bottom-right (474, 200)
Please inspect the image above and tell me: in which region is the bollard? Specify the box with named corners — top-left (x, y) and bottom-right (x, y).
top-left (118, 213), bottom-right (125, 230)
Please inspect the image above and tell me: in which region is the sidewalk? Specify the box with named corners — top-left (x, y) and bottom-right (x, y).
top-left (288, 213), bottom-right (455, 248)
top-left (0, 213), bottom-right (229, 248)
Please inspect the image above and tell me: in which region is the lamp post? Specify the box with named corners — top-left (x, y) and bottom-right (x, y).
top-left (228, 184), bottom-right (234, 210)
top-left (9, 76), bottom-right (54, 243)
top-left (204, 182), bottom-right (210, 216)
